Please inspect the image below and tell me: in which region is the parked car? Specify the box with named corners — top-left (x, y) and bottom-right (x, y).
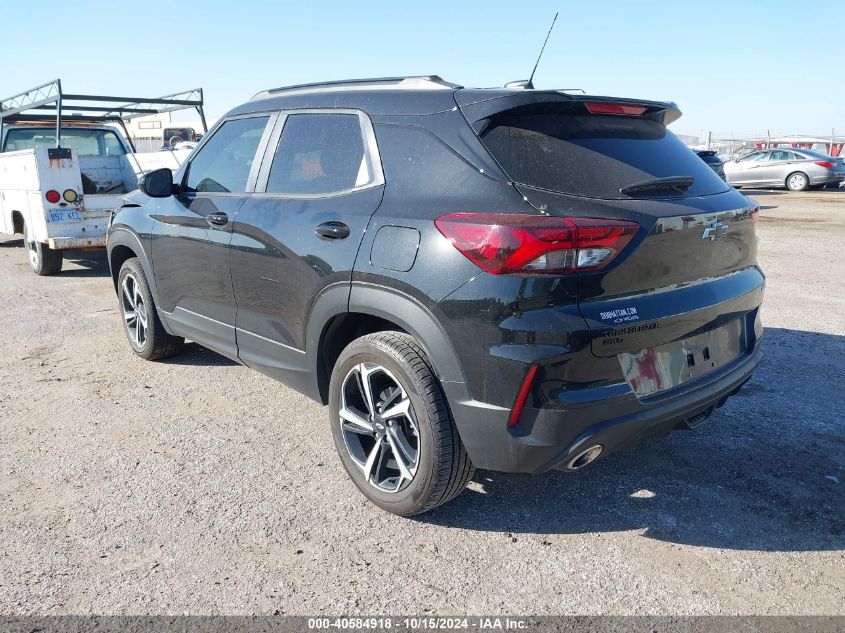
top-left (695, 149), bottom-right (726, 180)
top-left (724, 148), bottom-right (845, 191)
top-left (107, 76), bottom-right (764, 516)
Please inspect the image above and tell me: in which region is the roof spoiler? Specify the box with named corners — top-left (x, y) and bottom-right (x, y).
top-left (455, 90), bottom-right (682, 126)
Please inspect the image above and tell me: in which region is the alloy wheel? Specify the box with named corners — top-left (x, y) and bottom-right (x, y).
top-left (788, 173), bottom-right (807, 191)
top-left (121, 273), bottom-right (148, 348)
top-left (339, 362), bottom-right (420, 493)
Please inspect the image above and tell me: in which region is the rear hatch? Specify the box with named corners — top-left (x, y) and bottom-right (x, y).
top-left (458, 91), bottom-right (763, 394)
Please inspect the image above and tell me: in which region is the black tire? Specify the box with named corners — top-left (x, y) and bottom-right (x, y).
top-left (329, 331), bottom-right (474, 516)
top-left (117, 258), bottom-right (184, 360)
top-left (786, 171), bottom-right (809, 192)
top-left (23, 222), bottom-right (63, 276)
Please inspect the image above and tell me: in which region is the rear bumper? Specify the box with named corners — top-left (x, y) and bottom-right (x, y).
top-left (47, 236), bottom-right (106, 249)
top-left (811, 171), bottom-right (845, 185)
top-left (445, 341), bottom-right (761, 473)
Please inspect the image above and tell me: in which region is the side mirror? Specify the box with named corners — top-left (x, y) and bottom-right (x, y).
top-left (139, 168), bottom-right (174, 198)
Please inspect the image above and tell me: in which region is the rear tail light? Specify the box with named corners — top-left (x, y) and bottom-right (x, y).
top-left (62, 189), bottom-right (78, 203)
top-left (434, 213), bottom-right (639, 274)
top-left (585, 102), bottom-right (647, 116)
top-left (45, 190), bottom-right (61, 204)
top-left (815, 161), bottom-right (835, 169)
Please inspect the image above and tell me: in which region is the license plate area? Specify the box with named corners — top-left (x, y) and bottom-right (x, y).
top-left (46, 207), bottom-right (85, 223)
top-left (619, 319), bottom-right (743, 397)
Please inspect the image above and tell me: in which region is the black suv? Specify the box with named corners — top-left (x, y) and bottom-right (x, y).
top-left (107, 76), bottom-right (763, 516)
top-left (695, 149), bottom-right (726, 180)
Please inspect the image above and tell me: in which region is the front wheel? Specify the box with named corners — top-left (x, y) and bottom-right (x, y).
top-left (329, 332), bottom-right (474, 516)
top-left (23, 222), bottom-right (62, 275)
top-left (117, 258), bottom-right (184, 360)
top-left (786, 172), bottom-right (809, 191)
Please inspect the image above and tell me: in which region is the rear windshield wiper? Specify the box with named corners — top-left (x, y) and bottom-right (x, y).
top-left (620, 176), bottom-right (695, 197)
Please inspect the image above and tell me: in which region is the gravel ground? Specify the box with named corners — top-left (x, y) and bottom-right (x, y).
top-left (0, 190), bottom-right (842, 616)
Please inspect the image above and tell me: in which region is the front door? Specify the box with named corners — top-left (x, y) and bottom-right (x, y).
top-left (150, 114), bottom-right (273, 359)
top-left (229, 110), bottom-right (385, 385)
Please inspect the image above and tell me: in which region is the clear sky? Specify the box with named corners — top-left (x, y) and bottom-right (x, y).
top-left (2, 0), bottom-right (843, 140)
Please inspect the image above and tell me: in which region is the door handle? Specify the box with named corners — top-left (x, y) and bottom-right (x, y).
top-left (315, 221), bottom-right (350, 240)
top-left (207, 211), bottom-right (229, 227)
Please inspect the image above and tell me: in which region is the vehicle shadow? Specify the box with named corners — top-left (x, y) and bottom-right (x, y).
top-left (59, 251), bottom-right (111, 278)
top-left (419, 327), bottom-right (845, 553)
top-left (160, 342), bottom-right (239, 367)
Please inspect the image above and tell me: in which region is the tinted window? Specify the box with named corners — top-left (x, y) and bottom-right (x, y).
top-left (185, 116), bottom-right (269, 193)
top-left (266, 113), bottom-right (367, 195)
top-left (478, 105), bottom-right (728, 199)
top-left (3, 127), bottom-right (126, 156)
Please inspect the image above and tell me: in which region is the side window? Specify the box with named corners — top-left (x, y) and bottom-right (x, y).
top-left (185, 116), bottom-right (270, 193)
top-left (770, 150), bottom-right (787, 161)
top-left (739, 152), bottom-right (765, 162)
top-left (103, 132), bottom-right (126, 156)
top-left (266, 113), bottom-right (369, 195)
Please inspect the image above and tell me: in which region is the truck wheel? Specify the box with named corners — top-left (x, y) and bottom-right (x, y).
top-left (117, 258), bottom-right (184, 360)
top-left (328, 332), bottom-right (474, 516)
top-left (23, 222), bottom-right (63, 275)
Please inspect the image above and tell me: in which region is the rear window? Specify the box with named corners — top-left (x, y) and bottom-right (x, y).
top-left (477, 104), bottom-right (729, 199)
top-left (2, 127), bottom-right (126, 156)
top-left (696, 151), bottom-right (723, 165)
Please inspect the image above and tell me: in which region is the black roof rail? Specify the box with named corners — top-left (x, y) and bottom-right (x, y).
top-left (252, 75), bottom-right (462, 100)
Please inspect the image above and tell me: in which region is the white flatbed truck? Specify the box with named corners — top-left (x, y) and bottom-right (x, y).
top-left (0, 80), bottom-right (207, 274)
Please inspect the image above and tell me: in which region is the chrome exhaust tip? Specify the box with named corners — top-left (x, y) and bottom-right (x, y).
top-left (564, 444), bottom-right (604, 471)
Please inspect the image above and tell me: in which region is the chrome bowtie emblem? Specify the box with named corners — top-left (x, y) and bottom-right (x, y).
top-left (702, 221), bottom-right (729, 241)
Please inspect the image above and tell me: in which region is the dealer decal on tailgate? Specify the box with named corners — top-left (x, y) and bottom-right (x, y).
top-left (46, 208), bottom-right (84, 223)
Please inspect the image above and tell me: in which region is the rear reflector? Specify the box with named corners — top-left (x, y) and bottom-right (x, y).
top-left (507, 364), bottom-right (539, 428)
top-left (435, 213), bottom-right (639, 274)
top-left (585, 102), bottom-right (648, 116)
top-left (45, 190), bottom-right (61, 204)
top-left (815, 161), bottom-right (835, 169)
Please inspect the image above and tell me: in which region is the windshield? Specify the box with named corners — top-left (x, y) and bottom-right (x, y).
top-left (795, 148), bottom-right (835, 160)
top-left (2, 127), bottom-right (126, 156)
top-left (477, 103), bottom-right (729, 199)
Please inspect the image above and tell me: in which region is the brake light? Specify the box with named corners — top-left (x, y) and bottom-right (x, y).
top-left (434, 213), bottom-right (639, 274)
top-left (585, 102), bottom-right (647, 116)
top-left (45, 190), bottom-right (61, 204)
top-left (508, 364), bottom-right (539, 429)
top-left (815, 161), bottom-right (835, 169)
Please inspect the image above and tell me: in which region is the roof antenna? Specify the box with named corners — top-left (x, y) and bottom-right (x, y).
top-left (504, 12), bottom-right (558, 89)
top-left (527, 12), bottom-right (559, 89)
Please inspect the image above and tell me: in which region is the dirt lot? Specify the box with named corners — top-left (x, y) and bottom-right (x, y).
top-left (0, 190), bottom-right (843, 616)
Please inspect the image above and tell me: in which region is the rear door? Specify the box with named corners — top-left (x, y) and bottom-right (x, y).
top-left (463, 95), bottom-right (763, 394)
top-left (150, 114), bottom-right (273, 359)
top-left (230, 110), bottom-right (385, 385)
